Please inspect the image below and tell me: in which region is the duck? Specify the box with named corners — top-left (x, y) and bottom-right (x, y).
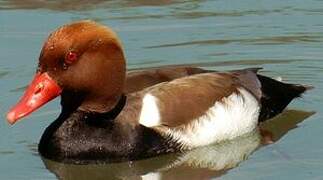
top-left (7, 20), bottom-right (310, 164)
top-left (43, 110), bottom-right (314, 179)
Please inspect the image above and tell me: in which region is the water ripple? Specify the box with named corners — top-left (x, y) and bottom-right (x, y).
top-left (0, 151), bottom-right (15, 155)
top-left (0, 0), bottom-right (109, 11)
top-left (108, 8), bottom-right (291, 20)
top-left (10, 85), bottom-right (27, 93)
top-left (0, 71), bottom-right (9, 79)
top-left (173, 8), bottom-right (290, 19)
top-left (130, 59), bottom-right (301, 71)
top-left (145, 35), bottom-right (323, 48)
top-left (0, 0), bottom-right (180, 11)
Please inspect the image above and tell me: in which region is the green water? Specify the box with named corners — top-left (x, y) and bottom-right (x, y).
top-left (0, 0), bottom-right (322, 179)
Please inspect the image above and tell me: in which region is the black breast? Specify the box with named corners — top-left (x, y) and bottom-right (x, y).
top-left (38, 109), bottom-right (181, 164)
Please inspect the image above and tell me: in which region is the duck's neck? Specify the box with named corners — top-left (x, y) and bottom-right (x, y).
top-left (77, 94), bottom-right (127, 122)
top-left (79, 93), bottom-right (123, 113)
top-left (60, 90), bottom-right (125, 115)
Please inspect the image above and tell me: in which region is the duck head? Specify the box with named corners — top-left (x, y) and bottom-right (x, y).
top-left (7, 20), bottom-right (126, 124)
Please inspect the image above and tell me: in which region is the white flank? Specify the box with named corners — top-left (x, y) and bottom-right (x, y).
top-left (164, 88), bottom-right (260, 148)
top-left (139, 93), bottom-right (161, 127)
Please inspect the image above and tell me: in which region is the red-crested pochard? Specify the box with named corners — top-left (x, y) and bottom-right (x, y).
top-left (7, 20), bottom-right (310, 164)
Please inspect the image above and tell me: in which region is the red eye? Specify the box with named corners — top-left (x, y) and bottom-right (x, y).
top-left (65, 51), bottom-right (78, 64)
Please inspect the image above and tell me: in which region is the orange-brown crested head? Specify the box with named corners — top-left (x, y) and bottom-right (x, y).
top-left (39, 20), bottom-right (126, 93)
top-left (7, 20), bottom-right (126, 124)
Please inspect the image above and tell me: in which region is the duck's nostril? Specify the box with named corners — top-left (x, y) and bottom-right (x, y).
top-left (35, 83), bottom-right (44, 94)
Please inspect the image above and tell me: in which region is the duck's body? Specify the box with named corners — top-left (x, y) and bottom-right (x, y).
top-left (7, 21), bottom-right (310, 164)
top-left (39, 67), bottom-right (307, 164)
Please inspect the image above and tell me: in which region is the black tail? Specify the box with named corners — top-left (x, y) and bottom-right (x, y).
top-left (257, 75), bottom-right (311, 122)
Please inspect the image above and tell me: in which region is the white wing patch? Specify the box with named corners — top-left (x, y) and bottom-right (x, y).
top-left (139, 93), bottom-right (161, 127)
top-left (162, 88), bottom-right (260, 148)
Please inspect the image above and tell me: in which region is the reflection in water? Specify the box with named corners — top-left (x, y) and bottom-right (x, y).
top-left (42, 110), bottom-right (314, 180)
top-left (260, 110), bottom-right (314, 142)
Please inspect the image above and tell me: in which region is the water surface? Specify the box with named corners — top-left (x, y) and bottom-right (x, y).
top-left (0, 0), bottom-right (322, 179)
